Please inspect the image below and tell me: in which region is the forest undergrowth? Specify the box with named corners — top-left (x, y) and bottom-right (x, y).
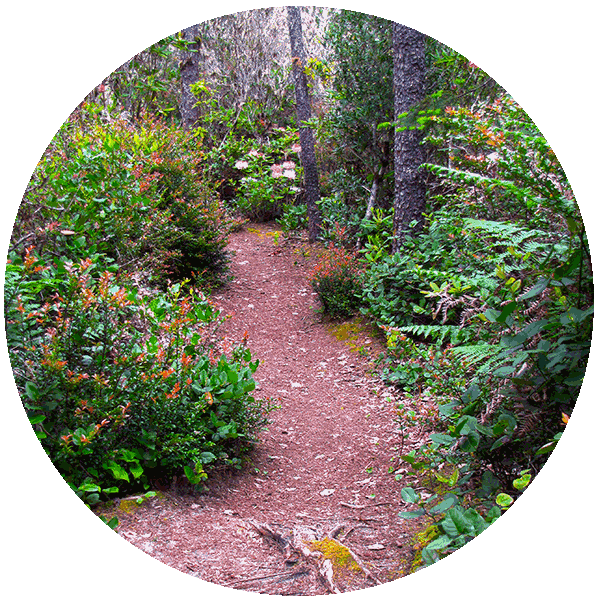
top-left (4, 8), bottom-right (593, 574)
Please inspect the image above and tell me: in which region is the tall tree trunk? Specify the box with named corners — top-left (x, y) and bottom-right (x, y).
top-left (392, 22), bottom-right (426, 252)
top-left (179, 24), bottom-right (200, 131)
top-left (286, 6), bottom-right (322, 242)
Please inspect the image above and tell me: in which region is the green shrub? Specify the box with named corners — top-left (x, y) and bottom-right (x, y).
top-left (359, 212), bottom-right (490, 329)
top-left (276, 203), bottom-right (307, 231)
top-left (5, 251), bottom-right (276, 499)
top-left (144, 156), bottom-right (231, 286)
top-left (14, 102), bottom-right (232, 288)
top-left (310, 242), bottom-right (362, 319)
top-left (376, 92), bottom-right (593, 570)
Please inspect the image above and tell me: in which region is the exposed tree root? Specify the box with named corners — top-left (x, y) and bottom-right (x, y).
top-left (246, 519), bottom-right (383, 593)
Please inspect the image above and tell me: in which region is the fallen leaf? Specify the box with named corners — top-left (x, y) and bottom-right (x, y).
top-left (368, 544), bottom-right (385, 550)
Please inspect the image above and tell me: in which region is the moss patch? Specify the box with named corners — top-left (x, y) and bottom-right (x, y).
top-left (326, 316), bottom-right (382, 358)
top-left (410, 523), bottom-right (440, 573)
top-left (95, 491), bottom-right (164, 520)
top-left (246, 227), bottom-right (281, 245)
top-left (310, 537), bottom-right (362, 574)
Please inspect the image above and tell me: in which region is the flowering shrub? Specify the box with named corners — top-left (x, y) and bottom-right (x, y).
top-left (143, 154), bottom-right (232, 286)
top-left (5, 249), bottom-right (276, 500)
top-left (310, 240), bottom-right (363, 319)
top-left (228, 128), bottom-right (303, 221)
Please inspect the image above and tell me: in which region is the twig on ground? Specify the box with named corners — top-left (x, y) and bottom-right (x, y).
top-left (234, 568), bottom-right (310, 586)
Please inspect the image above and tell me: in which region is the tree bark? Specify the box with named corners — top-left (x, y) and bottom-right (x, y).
top-left (179, 24), bottom-right (200, 131)
top-left (392, 22), bottom-right (426, 252)
top-left (287, 6), bottom-right (322, 242)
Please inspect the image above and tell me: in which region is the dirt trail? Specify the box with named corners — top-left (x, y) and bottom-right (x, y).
top-left (108, 223), bottom-right (423, 595)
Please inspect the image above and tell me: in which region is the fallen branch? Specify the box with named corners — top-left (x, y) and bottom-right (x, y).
top-left (340, 501), bottom-right (392, 510)
top-left (247, 519), bottom-right (291, 552)
top-left (234, 568), bottom-right (310, 586)
top-left (340, 502), bottom-right (366, 509)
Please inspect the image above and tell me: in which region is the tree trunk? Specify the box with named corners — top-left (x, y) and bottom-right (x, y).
top-left (356, 166), bottom-right (383, 250)
top-left (179, 24), bottom-right (200, 132)
top-left (287, 6), bottom-right (322, 242)
top-left (391, 22), bottom-right (426, 252)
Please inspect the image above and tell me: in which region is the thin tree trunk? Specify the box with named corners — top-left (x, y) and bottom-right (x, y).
top-left (392, 22), bottom-right (426, 252)
top-left (287, 6), bottom-right (322, 242)
top-left (180, 24), bottom-right (200, 131)
top-left (356, 167), bottom-right (382, 250)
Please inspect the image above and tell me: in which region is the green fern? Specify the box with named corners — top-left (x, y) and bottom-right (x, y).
top-left (396, 323), bottom-right (467, 344)
top-left (450, 342), bottom-right (529, 377)
top-left (450, 343), bottom-right (508, 375)
top-left (450, 343), bottom-right (500, 364)
top-left (463, 218), bottom-right (547, 246)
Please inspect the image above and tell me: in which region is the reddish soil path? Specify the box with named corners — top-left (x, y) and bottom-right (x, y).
top-left (107, 223), bottom-right (423, 595)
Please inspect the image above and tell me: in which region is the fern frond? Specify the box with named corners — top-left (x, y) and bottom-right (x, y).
top-left (450, 342), bottom-right (525, 375)
top-left (450, 343), bottom-right (500, 365)
top-left (462, 218), bottom-right (550, 251)
top-left (396, 323), bottom-right (462, 343)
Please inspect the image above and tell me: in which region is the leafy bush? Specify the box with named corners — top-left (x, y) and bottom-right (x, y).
top-left (310, 241), bottom-right (362, 319)
top-left (144, 155), bottom-right (231, 286)
top-left (316, 193), bottom-right (363, 243)
top-left (359, 92), bottom-right (593, 568)
top-left (14, 102), bottom-right (232, 288)
top-left (359, 211), bottom-right (491, 330)
top-left (276, 203), bottom-right (307, 231)
top-left (5, 251), bottom-right (276, 501)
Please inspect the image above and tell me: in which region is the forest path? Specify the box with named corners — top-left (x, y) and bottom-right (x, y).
top-left (111, 222), bottom-right (423, 595)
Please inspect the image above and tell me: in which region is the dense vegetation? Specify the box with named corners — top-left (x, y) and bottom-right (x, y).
top-left (5, 102), bottom-right (275, 518)
top-left (5, 7), bottom-right (591, 564)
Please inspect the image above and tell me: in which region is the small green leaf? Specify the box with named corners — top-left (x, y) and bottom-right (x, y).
top-left (102, 516), bottom-right (119, 529)
top-left (496, 493), bottom-right (514, 508)
top-left (513, 472), bottom-right (532, 491)
top-left (430, 496), bottom-right (457, 515)
top-left (199, 452), bottom-right (216, 464)
top-left (496, 301), bottom-right (517, 324)
top-left (103, 461), bottom-right (130, 482)
top-left (130, 463), bottom-right (144, 480)
top-left (519, 278), bottom-right (550, 300)
top-left (25, 381), bottom-right (40, 401)
top-left (78, 483), bottom-right (100, 493)
top-left (430, 433), bottom-right (455, 445)
top-left (401, 487), bottom-right (419, 504)
top-left (425, 535), bottom-right (452, 551)
top-left (399, 509), bottom-right (426, 519)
